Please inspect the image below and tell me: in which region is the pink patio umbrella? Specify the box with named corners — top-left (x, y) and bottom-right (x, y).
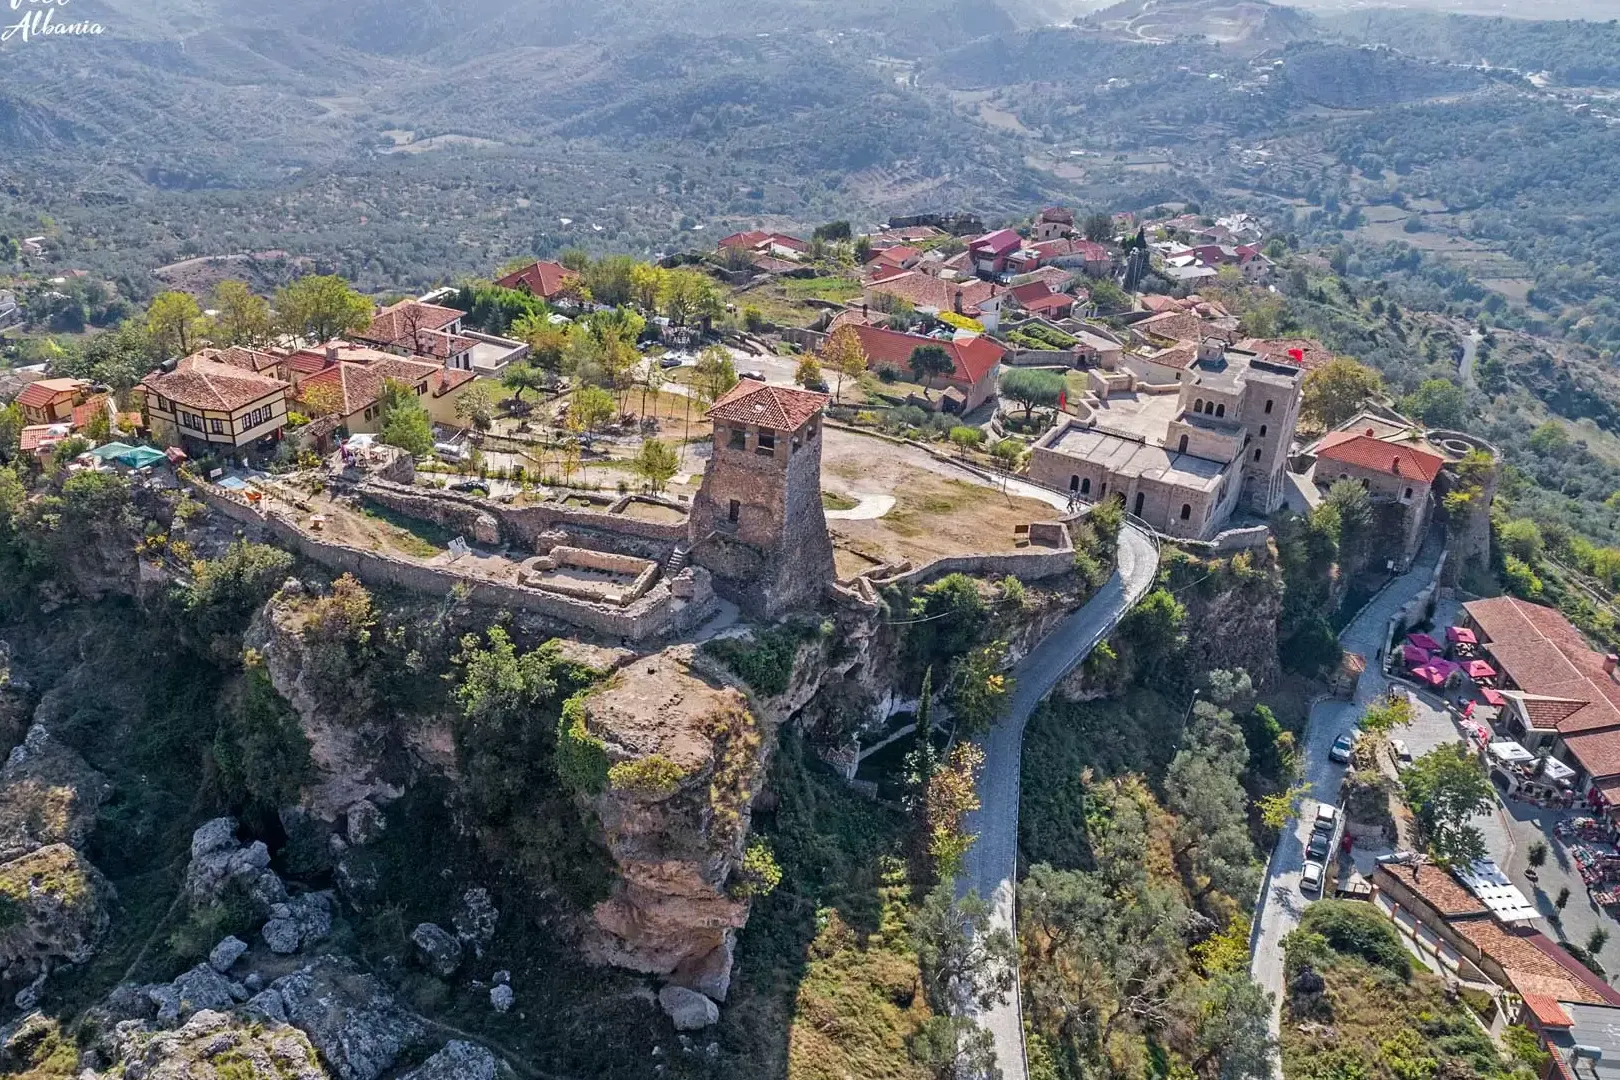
top-left (1464, 659), bottom-right (1497, 680)
top-left (1481, 687), bottom-right (1507, 707)
top-left (1430, 658), bottom-right (1462, 679)
top-left (1402, 642), bottom-right (1431, 666)
top-left (1412, 664), bottom-right (1448, 688)
top-left (1408, 632), bottom-right (1443, 652)
top-left (1447, 626), bottom-right (1478, 645)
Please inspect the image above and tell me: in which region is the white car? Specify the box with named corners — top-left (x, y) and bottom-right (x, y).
top-left (1313, 803), bottom-right (1339, 834)
top-left (1392, 739), bottom-right (1413, 765)
top-left (1301, 861), bottom-right (1325, 894)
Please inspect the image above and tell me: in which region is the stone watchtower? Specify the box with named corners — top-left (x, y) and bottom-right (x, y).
top-left (688, 381), bottom-right (834, 617)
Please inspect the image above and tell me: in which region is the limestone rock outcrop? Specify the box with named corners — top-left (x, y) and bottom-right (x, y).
top-left (0, 724), bottom-right (111, 864)
top-left (400, 1040), bottom-right (500, 1080)
top-left (0, 843), bottom-right (111, 995)
top-left (269, 955), bottom-right (423, 1080)
top-left (575, 650), bottom-right (764, 982)
top-left (110, 1008), bottom-right (331, 1080)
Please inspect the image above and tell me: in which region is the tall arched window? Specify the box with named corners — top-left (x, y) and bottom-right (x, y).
top-left (1215, 403), bottom-right (1225, 418)
top-left (1069, 475), bottom-right (1079, 492)
top-left (1265, 399), bottom-right (1274, 414)
top-left (1179, 504), bottom-right (1192, 521)
top-left (1178, 434), bottom-right (1189, 454)
top-left (1081, 478), bottom-right (1091, 495)
top-left (1259, 425), bottom-right (1267, 438)
top-left (1254, 448), bottom-right (1262, 462)
top-left (1194, 398), bottom-right (1204, 414)
top-left (1134, 491), bottom-right (1145, 515)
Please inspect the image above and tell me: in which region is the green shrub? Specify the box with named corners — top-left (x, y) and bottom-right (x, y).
top-left (607, 754), bottom-right (687, 798)
top-left (1295, 899), bottom-right (1411, 979)
top-left (702, 624), bottom-right (807, 696)
top-left (731, 838), bottom-right (783, 898)
top-left (556, 692), bottom-right (609, 797)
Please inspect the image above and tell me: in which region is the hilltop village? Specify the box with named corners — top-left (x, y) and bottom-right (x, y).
top-left (3, 204), bottom-right (1619, 1080)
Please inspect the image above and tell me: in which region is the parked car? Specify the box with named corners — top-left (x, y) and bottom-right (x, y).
top-left (434, 442), bottom-right (469, 463)
top-left (740, 370), bottom-right (766, 382)
top-left (449, 481), bottom-right (489, 495)
top-left (1301, 861), bottom-right (1325, 894)
top-left (1392, 739), bottom-right (1413, 766)
top-left (1313, 803), bottom-right (1339, 834)
top-left (1329, 732), bottom-right (1357, 765)
top-left (659, 354), bottom-right (685, 369)
top-left (1307, 831), bottom-right (1332, 861)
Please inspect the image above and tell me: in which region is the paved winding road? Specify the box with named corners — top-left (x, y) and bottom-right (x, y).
top-left (955, 522), bottom-right (1161, 1080)
top-left (1248, 540), bottom-right (1445, 1034)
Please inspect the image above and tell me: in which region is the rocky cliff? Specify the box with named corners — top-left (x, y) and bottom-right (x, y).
top-left (576, 648), bottom-right (760, 998)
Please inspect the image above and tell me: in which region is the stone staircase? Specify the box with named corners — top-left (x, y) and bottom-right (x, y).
top-left (664, 543), bottom-right (692, 575)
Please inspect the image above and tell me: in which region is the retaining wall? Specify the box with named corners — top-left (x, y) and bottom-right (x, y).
top-left (358, 479), bottom-right (687, 559)
top-left (868, 524), bottom-right (1078, 591)
top-left (187, 479), bottom-right (714, 641)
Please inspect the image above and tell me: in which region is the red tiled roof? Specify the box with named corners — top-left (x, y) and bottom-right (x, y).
top-left (1009, 281), bottom-right (1055, 306)
top-left (142, 356), bottom-right (288, 412)
top-left (1315, 433), bottom-right (1446, 484)
top-left (1031, 239), bottom-right (1072, 260)
top-left (1072, 240), bottom-right (1111, 262)
top-left (300, 356), bottom-right (436, 418)
top-left (431, 367), bottom-right (478, 397)
top-left (1464, 596), bottom-right (1620, 746)
top-left (1140, 295), bottom-right (1183, 314)
top-left (358, 301), bottom-right (465, 352)
top-left (1456, 921), bottom-right (1620, 1007)
top-left (1021, 293), bottom-right (1075, 315)
top-left (70, 395), bottom-right (111, 428)
top-left (495, 260), bottom-right (578, 299)
top-left (718, 230), bottom-right (770, 250)
top-left (970, 229), bottom-right (1022, 256)
top-left (1135, 310), bottom-right (1205, 344)
top-left (1377, 860), bottom-right (1489, 917)
top-left (210, 345), bottom-right (285, 375)
top-left (1240, 338), bottom-right (1334, 372)
top-left (1520, 696), bottom-right (1593, 731)
top-left (868, 245), bottom-right (920, 267)
top-left (867, 272), bottom-right (996, 316)
top-left (766, 232), bottom-right (808, 253)
top-left (1039, 207), bottom-right (1073, 224)
top-left (1523, 994), bottom-right (1575, 1028)
top-left (706, 380), bottom-right (826, 431)
top-left (18, 424), bottom-right (70, 452)
top-left (1561, 730), bottom-right (1620, 781)
top-left (846, 324), bottom-right (1004, 388)
top-left (15, 378), bottom-right (87, 409)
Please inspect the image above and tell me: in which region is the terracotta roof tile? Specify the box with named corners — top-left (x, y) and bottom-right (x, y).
top-left (1377, 860), bottom-right (1488, 917)
top-left (432, 367), bottom-right (478, 396)
top-left (706, 381), bottom-right (826, 431)
top-left (142, 357), bottom-right (288, 412)
top-left (211, 345), bottom-right (286, 375)
top-left (1135, 311), bottom-right (1205, 344)
top-left (1456, 921), bottom-right (1620, 1007)
top-left (358, 301), bottom-right (465, 352)
top-left (846, 324), bottom-right (1004, 387)
top-left (1315, 434), bottom-right (1445, 484)
top-left (1561, 729), bottom-right (1620, 781)
top-left (1523, 993), bottom-right (1575, 1028)
top-left (867, 272), bottom-right (996, 316)
top-left (15, 378), bottom-right (87, 409)
top-left (495, 261), bottom-right (577, 299)
top-left (1464, 596), bottom-right (1620, 742)
top-left (1240, 338), bottom-right (1335, 372)
top-left (301, 356), bottom-right (438, 417)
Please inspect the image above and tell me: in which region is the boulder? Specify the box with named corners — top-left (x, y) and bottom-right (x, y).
top-left (109, 1008), bottom-right (327, 1080)
top-left (400, 1040), bottom-right (500, 1080)
top-left (471, 512), bottom-right (500, 547)
top-left (670, 935), bottom-right (734, 1003)
top-left (0, 844), bottom-right (111, 992)
top-left (272, 956), bottom-right (422, 1080)
top-left (183, 817), bottom-right (285, 915)
top-left (345, 800), bottom-right (386, 847)
top-left (208, 935), bottom-right (249, 973)
top-left (410, 923), bottom-right (462, 979)
top-left (489, 983), bottom-right (513, 1014)
top-left (169, 963), bottom-right (237, 1018)
top-left (245, 988), bottom-right (288, 1023)
top-left (658, 985), bottom-right (718, 1031)
top-left (263, 919), bottom-right (300, 955)
top-left (452, 887), bottom-right (498, 957)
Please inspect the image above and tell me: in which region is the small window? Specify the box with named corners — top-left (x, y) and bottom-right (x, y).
top-left (756, 430), bottom-right (776, 455)
top-left (1404, 487), bottom-right (1414, 499)
top-left (1179, 503), bottom-right (1192, 521)
top-left (1259, 425), bottom-right (1267, 438)
top-left (1194, 398), bottom-right (1204, 413)
top-left (1134, 491), bottom-right (1145, 515)
top-left (1265, 399), bottom-right (1274, 414)
top-left (1254, 448), bottom-right (1262, 462)
top-left (727, 499), bottom-right (740, 523)
top-left (1361, 478), bottom-right (1370, 489)
top-left (728, 427), bottom-right (746, 450)
top-left (1069, 475), bottom-right (1079, 492)
top-left (806, 421), bottom-right (818, 441)
top-left (1215, 403), bottom-right (1225, 418)
top-left (1080, 478), bottom-right (1091, 495)
top-left (1177, 434), bottom-right (1189, 454)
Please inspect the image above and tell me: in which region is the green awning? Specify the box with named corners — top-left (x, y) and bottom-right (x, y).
top-left (87, 442), bottom-right (138, 462)
top-left (113, 446), bottom-right (167, 469)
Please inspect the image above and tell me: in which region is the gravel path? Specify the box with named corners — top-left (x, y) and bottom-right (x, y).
top-left (955, 522), bottom-right (1160, 1080)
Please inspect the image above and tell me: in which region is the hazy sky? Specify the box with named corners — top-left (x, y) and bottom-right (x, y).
top-left (1286, 0), bottom-right (1618, 16)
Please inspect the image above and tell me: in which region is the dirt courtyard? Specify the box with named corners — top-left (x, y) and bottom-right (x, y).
top-left (820, 427), bottom-right (1062, 573)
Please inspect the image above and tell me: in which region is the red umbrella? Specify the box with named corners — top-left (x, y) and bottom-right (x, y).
top-left (1463, 701), bottom-right (1477, 719)
top-left (1481, 687), bottom-right (1507, 707)
top-left (1464, 659), bottom-right (1497, 680)
top-left (1447, 626), bottom-right (1478, 645)
top-left (1408, 632), bottom-right (1443, 652)
top-left (1402, 643), bottom-right (1431, 666)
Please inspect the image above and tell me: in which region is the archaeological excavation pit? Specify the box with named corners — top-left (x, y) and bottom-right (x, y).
top-left (519, 546), bottom-right (662, 606)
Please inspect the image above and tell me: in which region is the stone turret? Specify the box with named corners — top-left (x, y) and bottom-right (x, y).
top-left (688, 381), bottom-right (833, 616)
